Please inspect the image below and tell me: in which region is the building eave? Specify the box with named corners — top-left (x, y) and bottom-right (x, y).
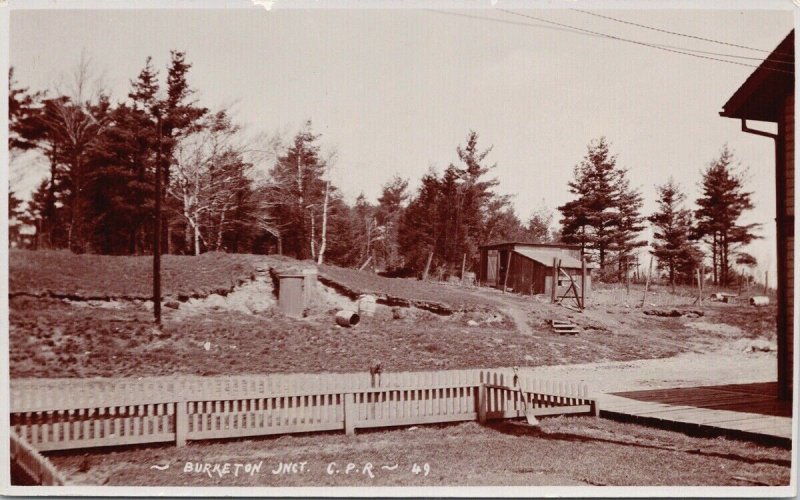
top-left (720, 30), bottom-right (794, 122)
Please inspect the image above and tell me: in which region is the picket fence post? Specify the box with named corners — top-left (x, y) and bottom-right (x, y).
top-left (175, 400), bottom-right (188, 447)
top-left (590, 397), bottom-right (600, 417)
top-left (343, 393), bottom-right (356, 435)
top-left (477, 384), bottom-right (487, 423)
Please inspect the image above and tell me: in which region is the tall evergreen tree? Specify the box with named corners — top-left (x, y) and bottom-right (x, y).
top-left (457, 131), bottom-right (503, 264)
top-left (264, 122), bottom-right (330, 260)
top-left (9, 66), bottom-right (44, 248)
top-left (83, 104), bottom-right (149, 254)
top-left (398, 131), bottom-right (511, 276)
top-left (694, 146), bottom-right (759, 286)
top-left (9, 192), bottom-right (25, 246)
top-left (483, 197), bottom-right (526, 244)
top-left (9, 67), bottom-right (44, 154)
top-left (398, 168), bottom-right (442, 271)
top-left (559, 137), bottom-right (644, 274)
top-left (375, 176), bottom-right (409, 270)
top-left (612, 170), bottom-right (647, 277)
top-left (649, 178), bottom-right (701, 288)
top-left (122, 57), bottom-right (162, 254)
top-left (159, 51), bottom-right (208, 253)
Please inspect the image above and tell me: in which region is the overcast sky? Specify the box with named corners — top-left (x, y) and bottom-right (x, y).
top-left (9, 6), bottom-right (793, 275)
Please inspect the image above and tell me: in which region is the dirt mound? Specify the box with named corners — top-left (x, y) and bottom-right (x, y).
top-left (171, 273), bottom-right (276, 318)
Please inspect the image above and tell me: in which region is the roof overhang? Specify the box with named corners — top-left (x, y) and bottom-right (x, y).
top-left (513, 247), bottom-right (598, 269)
top-left (719, 30), bottom-right (794, 123)
top-left (479, 241), bottom-right (581, 251)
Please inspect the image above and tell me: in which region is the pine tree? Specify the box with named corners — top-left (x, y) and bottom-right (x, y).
top-left (525, 205), bottom-right (555, 243)
top-left (398, 168), bottom-right (442, 271)
top-left (376, 176), bottom-right (409, 270)
top-left (123, 57), bottom-right (162, 254)
top-left (9, 67), bottom-right (44, 154)
top-left (9, 67), bottom-right (44, 247)
top-left (264, 122), bottom-right (329, 260)
top-left (163, 51), bottom-right (207, 139)
top-left (160, 51), bottom-right (208, 254)
top-left (457, 131), bottom-right (502, 267)
top-left (612, 170), bottom-right (646, 278)
top-left (9, 192), bottom-right (25, 247)
top-left (559, 137), bottom-right (644, 273)
top-left (649, 178), bottom-right (700, 289)
top-left (694, 146), bottom-right (760, 286)
top-left (398, 131), bottom-right (510, 276)
top-left (483, 196), bottom-right (526, 244)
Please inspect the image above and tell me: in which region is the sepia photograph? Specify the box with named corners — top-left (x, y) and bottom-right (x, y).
top-left (2, 0), bottom-right (797, 496)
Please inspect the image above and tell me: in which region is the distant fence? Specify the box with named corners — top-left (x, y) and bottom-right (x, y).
top-left (11, 369), bottom-right (597, 452)
top-left (10, 429), bottom-right (66, 485)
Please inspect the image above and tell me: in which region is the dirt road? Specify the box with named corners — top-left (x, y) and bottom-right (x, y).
top-left (516, 346), bottom-right (776, 398)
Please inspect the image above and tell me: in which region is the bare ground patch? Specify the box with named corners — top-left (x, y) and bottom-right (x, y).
top-left (47, 418), bottom-right (790, 487)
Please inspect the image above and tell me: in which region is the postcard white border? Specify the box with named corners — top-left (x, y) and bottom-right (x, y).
top-left (0, 0), bottom-right (797, 498)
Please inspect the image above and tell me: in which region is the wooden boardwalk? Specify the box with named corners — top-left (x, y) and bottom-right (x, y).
top-left (599, 382), bottom-right (793, 447)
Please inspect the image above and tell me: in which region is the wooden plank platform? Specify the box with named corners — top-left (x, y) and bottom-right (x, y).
top-left (599, 382), bottom-right (793, 448)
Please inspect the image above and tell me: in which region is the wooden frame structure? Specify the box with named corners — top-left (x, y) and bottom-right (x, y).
top-left (550, 257), bottom-right (587, 310)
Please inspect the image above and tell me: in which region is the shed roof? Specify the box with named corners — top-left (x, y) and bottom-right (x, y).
top-left (514, 247), bottom-right (597, 269)
top-left (719, 30), bottom-right (794, 122)
top-left (479, 241), bottom-right (581, 251)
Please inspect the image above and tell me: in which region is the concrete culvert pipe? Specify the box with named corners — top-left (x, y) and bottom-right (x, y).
top-left (335, 310), bottom-right (360, 327)
top-left (750, 296), bottom-right (770, 306)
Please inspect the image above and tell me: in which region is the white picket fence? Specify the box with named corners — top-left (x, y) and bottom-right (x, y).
top-left (10, 429), bottom-right (67, 485)
top-left (10, 368), bottom-right (597, 452)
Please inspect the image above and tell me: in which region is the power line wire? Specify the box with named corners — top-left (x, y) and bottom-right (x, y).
top-left (425, 8), bottom-right (604, 38)
top-left (427, 8), bottom-right (788, 64)
top-left (571, 8), bottom-right (793, 59)
top-left (495, 8), bottom-right (793, 75)
top-left (652, 44), bottom-right (791, 63)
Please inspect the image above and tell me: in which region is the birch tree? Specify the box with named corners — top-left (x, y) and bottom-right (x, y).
top-left (40, 53), bottom-right (111, 252)
top-left (168, 110), bottom-right (251, 254)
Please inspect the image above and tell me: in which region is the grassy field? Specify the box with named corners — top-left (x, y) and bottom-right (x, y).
top-left (48, 417), bottom-right (790, 487)
top-left (319, 264), bottom-right (501, 312)
top-left (8, 250), bottom-right (288, 300)
top-left (8, 251), bottom-right (777, 378)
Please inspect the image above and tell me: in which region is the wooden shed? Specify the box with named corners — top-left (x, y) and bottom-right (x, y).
top-left (720, 30), bottom-right (794, 400)
top-left (478, 242), bottom-right (595, 298)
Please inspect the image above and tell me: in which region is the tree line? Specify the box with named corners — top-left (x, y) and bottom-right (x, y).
top-left (558, 138), bottom-right (758, 288)
top-left (8, 51), bottom-right (759, 287)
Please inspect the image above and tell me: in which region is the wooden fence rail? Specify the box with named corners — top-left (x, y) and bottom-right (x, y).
top-left (10, 429), bottom-right (67, 485)
top-left (11, 368), bottom-right (597, 452)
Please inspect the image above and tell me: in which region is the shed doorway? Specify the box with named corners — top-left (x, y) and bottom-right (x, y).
top-left (486, 249), bottom-right (499, 286)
